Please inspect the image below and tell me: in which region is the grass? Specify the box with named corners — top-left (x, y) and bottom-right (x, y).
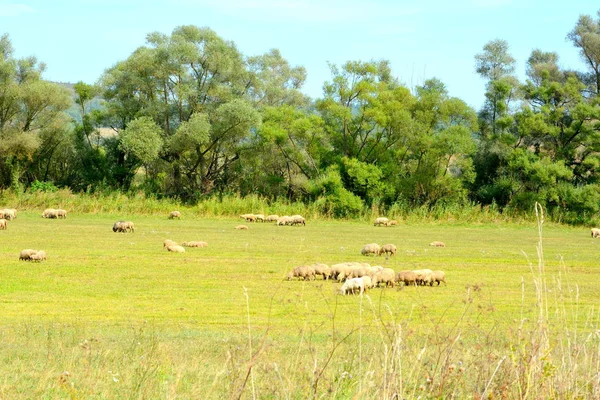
top-left (0, 209), bottom-right (599, 398)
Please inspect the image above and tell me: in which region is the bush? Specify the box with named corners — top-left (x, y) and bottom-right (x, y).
top-left (29, 180), bottom-right (58, 193)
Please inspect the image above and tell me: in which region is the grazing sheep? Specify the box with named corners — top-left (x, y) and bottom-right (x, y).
top-left (592, 228), bottom-right (600, 238)
top-left (429, 241), bottom-right (446, 247)
top-left (0, 209), bottom-right (16, 220)
top-left (235, 225), bottom-right (249, 230)
top-left (413, 269), bottom-right (434, 286)
top-left (169, 211), bottom-right (181, 219)
top-left (163, 239), bottom-right (177, 248)
top-left (19, 249), bottom-right (38, 261)
top-left (240, 214), bottom-right (256, 222)
top-left (386, 220), bottom-right (398, 227)
top-left (431, 270), bottom-right (446, 286)
top-left (396, 270), bottom-right (418, 287)
top-left (374, 217), bottom-right (389, 227)
top-left (291, 215), bottom-right (306, 226)
top-left (56, 209), bottom-right (67, 219)
top-left (42, 208), bottom-right (58, 219)
top-left (361, 276), bottom-right (374, 290)
top-left (286, 265), bottom-right (316, 281)
top-left (265, 214), bottom-right (279, 222)
top-left (0, 219), bottom-right (6, 230)
top-left (311, 263), bottom-right (332, 280)
top-left (372, 268), bottom-right (396, 288)
top-left (339, 277), bottom-right (365, 295)
top-left (182, 241), bottom-right (208, 248)
top-left (379, 244), bottom-right (397, 257)
top-left (276, 216), bottom-right (293, 226)
top-left (113, 221), bottom-right (135, 233)
top-left (166, 245), bottom-right (186, 253)
top-left (361, 243), bottom-right (381, 256)
top-left (254, 214), bottom-right (265, 222)
top-left (30, 250), bottom-right (47, 262)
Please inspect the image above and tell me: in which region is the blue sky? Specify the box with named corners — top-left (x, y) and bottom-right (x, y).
top-left (1, 1), bottom-right (598, 109)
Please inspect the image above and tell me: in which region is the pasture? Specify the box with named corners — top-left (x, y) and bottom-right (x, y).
top-left (1, 212), bottom-right (599, 398)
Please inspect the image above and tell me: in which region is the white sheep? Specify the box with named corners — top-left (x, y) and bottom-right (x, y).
top-left (591, 228), bottom-right (600, 238)
top-left (291, 215), bottom-right (306, 226)
top-left (339, 277), bottom-right (365, 295)
top-left (379, 244), bottom-right (397, 256)
top-left (169, 211), bottom-right (181, 219)
top-left (311, 263), bottom-right (332, 280)
top-left (254, 214), bottom-right (265, 222)
top-left (42, 208), bottom-right (58, 219)
top-left (372, 268), bottom-right (396, 288)
top-left (0, 209), bottom-right (15, 220)
top-left (413, 269), bottom-right (434, 286)
top-left (276, 216), bottom-right (293, 226)
top-left (56, 209), bottom-right (67, 219)
top-left (361, 243), bottom-right (381, 256)
top-left (19, 249), bottom-right (38, 261)
top-left (240, 214), bottom-right (256, 222)
top-left (429, 241), bottom-right (446, 247)
top-left (235, 225), bottom-right (249, 230)
top-left (30, 250), bottom-right (47, 262)
top-left (0, 219), bottom-right (6, 230)
top-left (163, 239), bottom-right (177, 248)
top-left (386, 220), bottom-right (398, 227)
top-left (166, 245), bottom-right (186, 253)
top-left (265, 214), bottom-right (279, 222)
top-left (431, 270), bottom-right (446, 286)
top-left (286, 265), bottom-right (316, 281)
top-left (374, 217), bottom-right (389, 227)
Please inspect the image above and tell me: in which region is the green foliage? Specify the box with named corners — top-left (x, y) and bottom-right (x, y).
top-left (309, 166), bottom-right (364, 217)
top-left (119, 116), bottom-right (163, 164)
top-left (29, 180), bottom-right (58, 193)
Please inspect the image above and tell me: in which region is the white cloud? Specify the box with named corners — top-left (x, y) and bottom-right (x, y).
top-left (0, 3), bottom-right (36, 17)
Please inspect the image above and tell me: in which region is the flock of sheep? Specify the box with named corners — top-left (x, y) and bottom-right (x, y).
top-left (286, 262), bottom-right (446, 295)
top-left (240, 213), bottom-right (306, 226)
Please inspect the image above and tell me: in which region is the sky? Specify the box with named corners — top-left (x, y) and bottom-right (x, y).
top-left (1, 0), bottom-right (599, 109)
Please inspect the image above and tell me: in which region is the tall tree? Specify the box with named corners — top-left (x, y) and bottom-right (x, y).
top-left (567, 10), bottom-right (600, 97)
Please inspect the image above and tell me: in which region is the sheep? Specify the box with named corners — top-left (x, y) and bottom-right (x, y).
top-left (311, 263), bottom-right (332, 280)
top-left (431, 270), bottom-right (446, 286)
top-left (19, 249), bottom-right (38, 261)
top-left (372, 268), bottom-right (396, 288)
top-left (291, 215), bottom-right (306, 226)
top-left (163, 239), bottom-right (177, 248)
top-left (592, 228), bottom-right (600, 238)
top-left (413, 269), bottom-right (433, 286)
top-left (361, 275), bottom-right (374, 290)
top-left (265, 214), bottom-right (279, 222)
top-left (30, 250), bottom-right (47, 262)
top-left (169, 211), bottom-right (181, 219)
top-left (429, 241), bottom-right (446, 247)
top-left (113, 221), bottom-right (135, 233)
top-left (254, 214), bottom-right (265, 222)
top-left (166, 245), bottom-right (186, 253)
top-left (0, 219), bottom-right (6, 230)
top-left (286, 265), bottom-right (316, 281)
top-left (396, 270), bottom-right (418, 287)
top-left (56, 209), bottom-right (67, 219)
top-left (240, 214), bottom-right (256, 222)
top-left (235, 225), bottom-right (249, 230)
top-left (361, 243), bottom-right (381, 256)
top-left (182, 241), bottom-right (208, 248)
top-left (276, 216), bottom-right (293, 226)
top-left (374, 217), bottom-right (389, 227)
top-left (379, 244), bottom-right (397, 257)
top-left (386, 220), bottom-right (398, 227)
top-left (42, 208), bottom-right (58, 219)
top-left (339, 277), bottom-right (365, 295)
top-left (0, 209), bottom-right (15, 220)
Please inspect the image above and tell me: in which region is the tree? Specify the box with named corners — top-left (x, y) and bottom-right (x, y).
top-left (0, 34), bottom-right (71, 189)
top-left (567, 10), bottom-right (600, 97)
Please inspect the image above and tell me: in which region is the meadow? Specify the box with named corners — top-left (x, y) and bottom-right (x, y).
top-left (0, 210), bottom-right (599, 398)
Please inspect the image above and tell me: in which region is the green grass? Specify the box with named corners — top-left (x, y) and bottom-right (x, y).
top-left (0, 211), bottom-right (599, 398)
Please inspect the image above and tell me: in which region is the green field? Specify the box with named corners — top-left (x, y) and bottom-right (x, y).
top-left (1, 212), bottom-right (599, 398)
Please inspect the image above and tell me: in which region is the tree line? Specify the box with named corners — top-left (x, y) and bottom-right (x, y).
top-left (1, 11), bottom-right (600, 223)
